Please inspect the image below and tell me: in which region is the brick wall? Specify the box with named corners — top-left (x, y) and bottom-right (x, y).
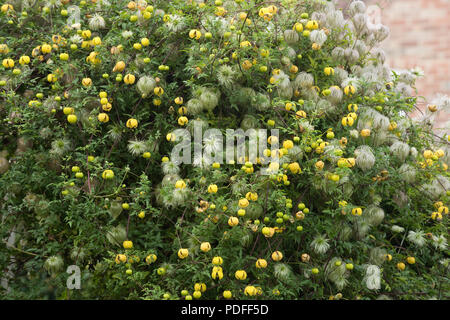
top-left (341, 0), bottom-right (450, 128)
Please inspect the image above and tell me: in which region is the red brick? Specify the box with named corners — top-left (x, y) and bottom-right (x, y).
top-left (361, 0), bottom-right (450, 124)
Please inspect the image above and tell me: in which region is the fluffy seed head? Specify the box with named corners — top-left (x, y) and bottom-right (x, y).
top-left (355, 145), bottom-right (375, 171)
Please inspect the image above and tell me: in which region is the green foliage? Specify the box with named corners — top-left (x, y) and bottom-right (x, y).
top-left (0, 0), bottom-right (449, 300)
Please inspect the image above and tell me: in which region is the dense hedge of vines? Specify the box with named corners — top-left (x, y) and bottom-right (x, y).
top-left (0, 0), bottom-right (449, 300)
